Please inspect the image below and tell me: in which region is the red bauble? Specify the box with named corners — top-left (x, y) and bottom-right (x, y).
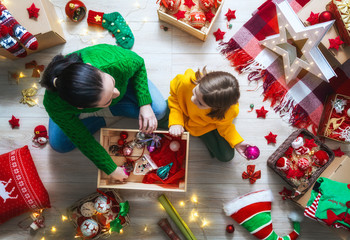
top-left (117, 139), bottom-right (125, 146)
top-left (120, 131), bottom-right (128, 140)
top-left (163, 0), bottom-right (181, 12)
top-left (65, 0), bottom-right (87, 22)
top-left (297, 158), bottom-right (310, 171)
top-left (226, 224), bottom-right (235, 233)
top-left (189, 12), bottom-right (206, 29)
top-left (319, 11), bottom-right (333, 23)
top-left (199, 0), bottom-right (214, 12)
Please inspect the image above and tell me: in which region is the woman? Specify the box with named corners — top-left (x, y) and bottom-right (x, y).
top-left (41, 44), bottom-right (167, 182)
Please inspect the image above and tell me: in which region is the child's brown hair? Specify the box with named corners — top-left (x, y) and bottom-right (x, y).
top-left (192, 67), bottom-right (240, 120)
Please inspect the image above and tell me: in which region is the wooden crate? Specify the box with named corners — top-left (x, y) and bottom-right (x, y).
top-left (157, 0), bottom-right (225, 41)
top-left (97, 128), bottom-right (189, 192)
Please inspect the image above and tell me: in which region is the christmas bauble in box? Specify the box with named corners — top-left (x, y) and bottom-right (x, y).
top-left (65, 0), bottom-right (87, 22)
top-left (163, 0), bottom-right (181, 12)
top-left (199, 0), bottom-right (214, 12)
top-left (189, 12), bottom-right (206, 29)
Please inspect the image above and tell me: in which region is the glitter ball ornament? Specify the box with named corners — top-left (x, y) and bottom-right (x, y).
top-left (276, 157), bottom-right (290, 172)
top-left (313, 150), bottom-right (329, 166)
top-left (189, 12), bottom-right (206, 29)
top-left (169, 140), bottom-right (180, 152)
top-left (94, 196), bottom-right (112, 214)
top-left (226, 224), bottom-right (235, 233)
top-left (245, 146), bottom-right (260, 160)
top-left (123, 146), bottom-right (133, 156)
top-left (297, 158), bottom-right (310, 171)
top-left (163, 0), bottom-right (181, 12)
top-left (80, 219), bottom-right (99, 238)
top-left (199, 0), bottom-right (214, 11)
top-left (291, 137), bottom-right (304, 149)
top-left (319, 11), bottom-right (333, 23)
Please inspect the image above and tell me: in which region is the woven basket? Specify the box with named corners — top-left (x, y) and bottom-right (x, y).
top-left (267, 129), bottom-right (335, 194)
top-left (67, 189), bottom-right (130, 239)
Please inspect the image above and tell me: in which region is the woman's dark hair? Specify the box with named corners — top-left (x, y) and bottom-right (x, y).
top-left (193, 67), bottom-right (240, 120)
top-left (40, 53), bottom-right (104, 108)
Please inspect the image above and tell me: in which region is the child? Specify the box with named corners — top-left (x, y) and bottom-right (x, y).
top-left (167, 68), bottom-right (249, 161)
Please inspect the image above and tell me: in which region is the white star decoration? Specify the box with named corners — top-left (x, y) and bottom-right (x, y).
top-left (259, 0), bottom-right (337, 83)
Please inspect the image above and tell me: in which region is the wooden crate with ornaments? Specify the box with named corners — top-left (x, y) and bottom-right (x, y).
top-left (329, 0), bottom-right (350, 45)
top-left (97, 129), bottom-right (189, 192)
top-left (267, 129), bottom-right (335, 197)
top-left (318, 94), bottom-right (350, 143)
top-left (157, 0), bottom-right (225, 41)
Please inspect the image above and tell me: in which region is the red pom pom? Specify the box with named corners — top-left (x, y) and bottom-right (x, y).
top-left (120, 131), bottom-right (128, 140)
top-left (226, 224), bottom-right (234, 233)
top-left (276, 157), bottom-right (290, 172)
top-left (313, 150), bottom-right (329, 166)
top-left (0, 25), bottom-right (9, 36)
top-left (117, 139), bottom-right (125, 146)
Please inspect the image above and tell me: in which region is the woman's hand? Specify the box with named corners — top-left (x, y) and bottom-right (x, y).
top-left (234, 142), bottom-right (250, 159)
top-left (109, 167), bottom-right (128, 183)
top-left (169, 125), bottom-right (184, 137)
top-left (139, 104), bottom-right (157, 134)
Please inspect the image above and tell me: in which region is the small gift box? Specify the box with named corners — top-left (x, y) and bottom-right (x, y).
top-left (318, 94), bottom-right (350, 143)
top-left (329, 0), bottom-right (350, 46)
top-left (267, 129), bottom-right (335, 196)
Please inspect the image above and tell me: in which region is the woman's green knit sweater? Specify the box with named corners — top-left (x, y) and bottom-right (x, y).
top-left (43, 44), bottom-right (152, 174)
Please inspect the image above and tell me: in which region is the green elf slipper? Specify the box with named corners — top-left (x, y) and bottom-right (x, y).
top-left (88, 10), bottom-right (134, 49)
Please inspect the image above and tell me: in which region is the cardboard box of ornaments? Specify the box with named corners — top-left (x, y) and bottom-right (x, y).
top-left (97, 128), bottom-right (189, 192)
top-left (0, 0), bottom-right (66, 60)
top-left (157, 0), bottom-right (225, 41)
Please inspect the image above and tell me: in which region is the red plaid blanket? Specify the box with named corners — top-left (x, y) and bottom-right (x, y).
top-left (220, 0), bottom-right (350, 132)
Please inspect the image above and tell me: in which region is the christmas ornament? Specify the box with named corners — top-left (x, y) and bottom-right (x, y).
top-left (27, 3), bottom-right (40, 19)
top-left (242, 165), bottom-right (261, 184)
top-left (184, 0), bottom-right (196, 9)
top-left (226, 224), bottom-right (234, 233)
top-left (189, 11), bottom-right (206, 29)
top-left (347, 108), bottom-right (350, 117)
top-left (109, 145), bottom-right (121, 155)
top-left (122, 146), bottom-right (133, 156)
top-left (117, 139), bottom-right (125, 146)
top-left (306, 11), bottom-right (319, 25)
top-left (223, 189), bottom-right (301, 240)
top-left (256, 106), bottom-right (268, 118)
top-left (205, 11), bottom-right (215, 23)
top-left (87, 10), bottom-right (134, 49)
top-left (33, 125), bottom-right (48, 146)
top-left (80, 201), bottom-right (96, 217)
top-left (158, 218), bottom-right (181, 240)
top-left (30, 215), bottom-right (45, 231)
top-left (80, 219), bottom-right (99, 238)
top-left (20, 85), bottom-right (38, 106)
top-left (304, 138), bottom-right (317, 150)
top-left (120, 131), bottom-right (128, 140)
top-left (291, 136), bottom-right (304, 149)
top-left (9, 115), bottom-right (19, 128)
top-left (199, 0), bottom-right (214, 12)
top-left (332, 147), bottom-right (345, 157)
top-left (285, 147), bottom-right (294, 157)
top-left (279, 187), bottom-right (293, 200)
top-left (157, 162), bottom-right (173, 180)
top-left (213, 28), bottom-right (225, 41)
top-left (313, 150), bottom-right (329, 166)
top-left (276, 157), bottom-right (290, 172)
top-left (339, 126), bottom-right (350, 142)
top-left (173, 10), bottom-right (186, 20)
top-left (259, 0), bottom-right (336, 83)
top-left (297, 158), bottom-right (310, 171)
top-left (94, 196), bottom-right (112, 214)
top-left (245, 146), bottom-right (260, 160)
top-left (169, 140), bottom-right (180, 152)
top-left (332, 98), bottom-right (347, 113)
top-left (225, 9), bottom-right (236, 21)
top-left (328, 36), bottom-right (344, 51)
top-left (248, 103), bottom-right (254, 112)
top-left (160, 0), bottom-right (181, 12)
top-left (319, 11), bottom-right (333, 23)
top-left (265, 132), bottom-right (277, 144)
top-left (139, 133), bottom-right (162, 152)
top-left (134, 154), bottom-right (158, 175)
top-left (294, 146), bottom-right (309, 155)
top-left (65, 0), bottom-right (86, 22)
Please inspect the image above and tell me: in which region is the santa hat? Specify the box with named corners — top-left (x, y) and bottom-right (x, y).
top-left (223, 189), bottom-right (301, 240)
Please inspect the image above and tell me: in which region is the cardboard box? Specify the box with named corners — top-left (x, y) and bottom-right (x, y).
top-left (97, 129), bottom-right (189, 192)
top-left (318, 94), bottom-right (350, 143)
top-left (297, 0), bottom-right (350, 66)
top-left (157, 0), bottom-right (225, 41)
top-left (293, 155), bottom-right (350, 240)
top-left (0, 0), bottom-right (66, 60)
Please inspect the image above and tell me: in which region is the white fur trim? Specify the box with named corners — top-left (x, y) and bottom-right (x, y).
top-left (223, 189), bottom-right (273, 216)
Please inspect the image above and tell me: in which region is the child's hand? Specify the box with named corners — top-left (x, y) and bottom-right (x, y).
top-left (109, 167), bottom-right (128, 183)
top-left (234, 142), bottom-right (250, 159)
top-left (169, 125), bottom-right (184, 137)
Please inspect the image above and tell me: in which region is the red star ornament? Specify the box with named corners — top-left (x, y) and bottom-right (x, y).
top-left (213, 28), bottom-right (225, 41)
top-left (225, 9), bottom-right (236, 21)
top-left (184, 0), bottom-right (196, 8)
top-left (205, 11), bottom-right (215, 23)
top-left (265, 132), bottom-right (277, 144)
top-left (333, 147), bottom-right (345, 157)
top-left (27, 3), bottom-right (40, 19)
top-left (285, 147), bottom-right (294, 157)
top-left (304, 138), bottom-right (318, 150)
top-left (256, 106), bottom-right (268, 118)
top-left (174, 10), bottom-right (187, 20)
top-left (242, 165), bottom-right (261, 184)
top-left (306, 11), bottom-right (319, 25)
top-left (329, 36), bottom-right (344, 51)
top-left (9, 115), bottom-right (20, 128)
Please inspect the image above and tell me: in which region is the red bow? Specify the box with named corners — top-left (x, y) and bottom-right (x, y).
top-left (323, 209), bottom-right (350, 228)
top-left (25, 60), bottom-right (45, 78)
top-left (242, 165), bottom-right (261, 184)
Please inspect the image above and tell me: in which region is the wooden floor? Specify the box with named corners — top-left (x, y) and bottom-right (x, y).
top-left (0, 0), bottom-right (349, 239)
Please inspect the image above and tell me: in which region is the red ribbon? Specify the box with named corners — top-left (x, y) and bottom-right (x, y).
top-left (96, 189), bottom-right (118, 205)
top-left (25, 60), bottom-right (45, 78)
top-left (242, 165), bottom-right (261, 184)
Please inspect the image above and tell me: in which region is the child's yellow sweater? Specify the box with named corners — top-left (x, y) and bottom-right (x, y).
top-left (168, 69), bottom-right (244, 148)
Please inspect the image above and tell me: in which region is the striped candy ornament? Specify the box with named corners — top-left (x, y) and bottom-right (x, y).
top-left (223, 189), bottom-right (300, 240)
